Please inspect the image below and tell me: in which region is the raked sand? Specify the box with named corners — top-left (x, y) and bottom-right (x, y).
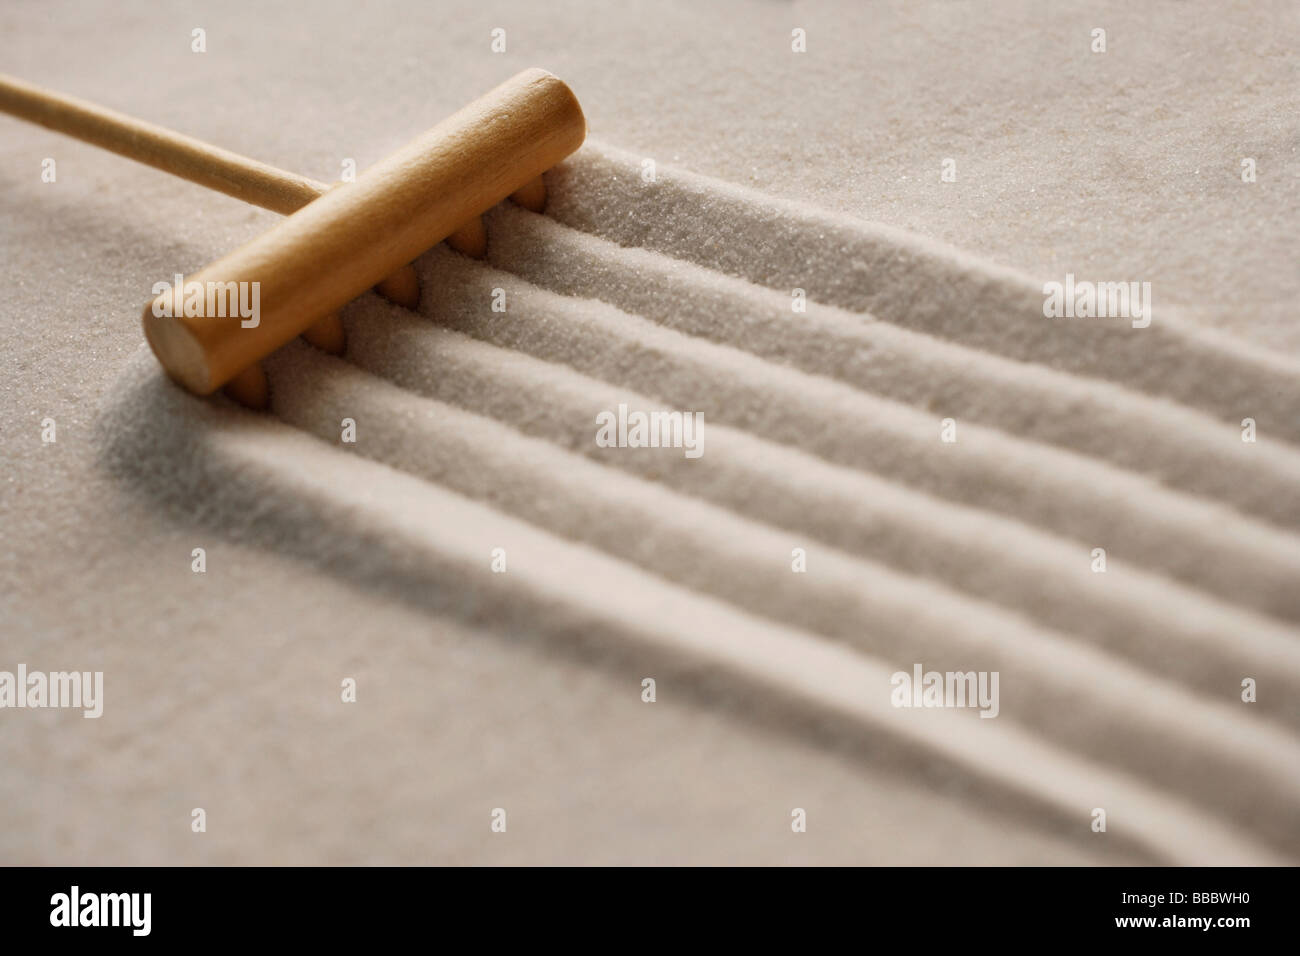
top-left (89, 144), bottom-right (1300, 865)
top-left (2, 0), bottom-right (1297, 864)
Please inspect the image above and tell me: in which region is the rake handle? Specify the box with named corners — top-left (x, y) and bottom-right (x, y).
top-left (0, 72), bottom-right (326, 213)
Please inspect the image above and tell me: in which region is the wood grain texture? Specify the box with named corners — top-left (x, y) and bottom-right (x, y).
top-left (140, 68), bottom-right (586, 394)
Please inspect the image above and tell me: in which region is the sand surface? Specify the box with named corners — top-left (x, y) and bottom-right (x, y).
top-left (1, 0), bottom-right (1297, 864)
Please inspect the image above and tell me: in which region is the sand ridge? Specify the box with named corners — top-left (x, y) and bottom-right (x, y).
top-left (96, 145), bottom-right (1300, 864)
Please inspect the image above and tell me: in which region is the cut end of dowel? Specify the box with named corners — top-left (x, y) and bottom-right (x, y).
top-left (141, 302), bottom-right (216, 395)
top-left (522, 67), bottom-right (587, 145)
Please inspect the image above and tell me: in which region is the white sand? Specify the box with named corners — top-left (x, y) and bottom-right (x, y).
top-left (2, 0), bottom-right (1297, 864)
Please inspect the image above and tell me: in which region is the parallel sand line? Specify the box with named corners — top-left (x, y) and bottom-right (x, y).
top-left (546, 142), bottom-right (1300, 445)
top-left (264, 342), bottom-right (1300, 846)
top-left (397, 253), bottom-right (1300, 622)
top-left (334, 305), bottom-right (1300, 723)
top-left (96, 353), bottom-right (1292, 865)
top-left (483, 203), bottom-right (1300, 530)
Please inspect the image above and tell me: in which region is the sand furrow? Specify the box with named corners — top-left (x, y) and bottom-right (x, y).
top-left (330, 304), bottom-right (1300, 723)
top-left (545, 142), bottom-right (1300, 445)
top-left (88, 136), bottom-right (1300, 867)
top-left (96, 352), bottom-right (1294, 865)
top-left (259, 342), bottom-right (1300, 851)
top-left (393, 253), bottom-right (1300, 622)
top-left (482, 203), bottom-right (1300, 530)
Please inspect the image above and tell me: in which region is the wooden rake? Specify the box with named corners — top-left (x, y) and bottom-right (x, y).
top-left (0, 69), bottom-right (586, 407)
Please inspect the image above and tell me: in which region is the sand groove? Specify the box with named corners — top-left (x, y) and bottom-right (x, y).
top-left (387, 249), bottom-right (1300, 623)
top-left (98, 144), bottom-right (1300, 864)
top-left (547, 143), bottom-right (1300, 445)
top-left (484, 202), bottom-right (1300, 532)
